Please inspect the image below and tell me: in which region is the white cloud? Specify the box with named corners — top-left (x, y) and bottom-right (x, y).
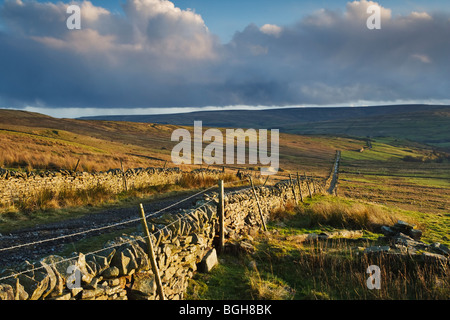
top-left (81, 1), bottom-right (110, 21)
top-left (411, 54), bottom-right (432, 64)
top-left (302, 8), bottom-right (340, 27)
top-left (302, 1), bottom-right (392, 28)
top-left (121, 0), bottom-right (217, 59)
top-left (408, 11), bottom-right (432, 20)
top-left (2, 0), bottom-right (218, 60)
top-left (260, 24), bottom-right (282, 37)
top-left (31, 29), bottom-right (117, 53)
top-left (345, 0), bottom-right (391, 21)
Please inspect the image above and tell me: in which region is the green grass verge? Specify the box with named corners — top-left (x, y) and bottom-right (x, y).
top-left (186, 194), bottom-right (450, 300)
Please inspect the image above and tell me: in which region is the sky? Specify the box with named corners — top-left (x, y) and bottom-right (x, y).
top-left (0, 0), bottom-right (449, 118)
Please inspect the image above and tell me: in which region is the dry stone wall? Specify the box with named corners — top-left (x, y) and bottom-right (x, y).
top-left (0, 167), bottom-right (226, 207)
top-left (0, 178), bottom-right (324, 300)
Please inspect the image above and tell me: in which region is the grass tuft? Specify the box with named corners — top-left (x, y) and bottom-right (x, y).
top-left (271, 195), bottom-right (417, 233)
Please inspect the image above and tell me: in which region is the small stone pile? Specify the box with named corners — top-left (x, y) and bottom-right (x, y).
top-left (380, 220), bottom-right (423, 241)
top-left (363, 220), bottom-right (449, 271)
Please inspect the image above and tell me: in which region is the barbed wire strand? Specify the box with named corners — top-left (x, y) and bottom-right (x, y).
top-left (0, 177), bottom-right (297, 283)
top-left (0, 199), bottom-right (216, 283)
top-left (0, 177), bottom-right (266, 282)
top-left (0, 176), bottom-right (276, 254)
top-left (0, 184), bottom-right (220, 253)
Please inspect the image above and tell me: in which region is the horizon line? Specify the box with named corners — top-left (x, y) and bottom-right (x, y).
top-left (2, 100), bottom-right (450, 119)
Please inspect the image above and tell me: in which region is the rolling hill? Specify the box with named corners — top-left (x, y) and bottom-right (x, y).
top-left (0, 109), bottom-right (348, 175)
top-left (79, 104), bottom-right (450, 150)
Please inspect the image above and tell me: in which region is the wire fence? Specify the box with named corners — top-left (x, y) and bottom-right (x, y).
top-left (0, 197), bottom-right (217, 283)
top-left (0, 177), bottom-right (253, 283)
top-left (0, 184), bottom-right (219, 253)
top-left (0, 173), bottom-right (313, 255)
top-left (0, 170), bottom-right (324, 285)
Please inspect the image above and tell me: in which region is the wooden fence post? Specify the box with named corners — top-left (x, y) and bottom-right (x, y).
top-left (139, 203), bottom-right (165, 300)
top-left (296, 171), bottom-right (304, 203)
top-left (218, 180), bottom-right (225, 254)
top-left (120, 160), bottom-right (128, 192)
top-left (289, 174), bottom-right (298, 203)
top-left (262, 175), bottom-right (270, 187)
top-left (304, 172), bottom-right (312, 198)
top-left (249, 176), bottom-right (267, 232)
top-left (312, 178), bottom-right (317, 194)
top-left (73, 159), bottom-right (80, 172)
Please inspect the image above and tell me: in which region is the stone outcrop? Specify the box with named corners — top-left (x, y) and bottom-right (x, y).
top-left (285, 230), bottom-right (365, 243)
top-left (363, 220), bottom-right (449, 272)
top-left (380, 220), bottom-right (423, 241)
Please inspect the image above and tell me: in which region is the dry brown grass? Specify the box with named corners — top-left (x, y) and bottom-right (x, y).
top-left (301, 201), bottom-right (397, 230)
top-left (11, 185), bottom-right (115, 214)
top-left (269, 195), bottom-right (411, 233)
top-left (293, 196), bottom-right (414, 232)
top-left (3, 172), bottom-right (241, 216)
top-left (0, 109), bottom-right (350, 179)
top-left (289, 239), bottom-right (450, 300)
top-left (247, 268), bottom-right (295, 300)
top-left (256, 195), bottom-right (449, 299)
top-left (176, 172), bottom-right (239, 189)
top-left (0, 131), bottom-right (164, 172)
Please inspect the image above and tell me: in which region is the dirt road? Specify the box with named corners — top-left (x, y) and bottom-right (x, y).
top-left (0, 188), bottom-right (221, 269)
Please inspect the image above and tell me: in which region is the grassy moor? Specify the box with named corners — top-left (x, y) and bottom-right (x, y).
top-left (0, 106), bottom-right (448, 301)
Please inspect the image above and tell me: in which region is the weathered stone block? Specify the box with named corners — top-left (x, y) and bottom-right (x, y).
top-left (49, 292), bottom-right (72, 300)
top-left (0, 284), bottom-right (14, 300)
top-left (198, 249), bottom-right (218, 273)
top-left (129, 273), bottom-right (157, 300)
top-left (18, 273), bottom-right (49, 300)
top-left (101, 266), bottom-right (120, 278)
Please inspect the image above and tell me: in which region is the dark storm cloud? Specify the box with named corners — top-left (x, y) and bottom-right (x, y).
top-left (0, 0), bottom-right (449, 111)
top-left (223, 2), bottom-right (450, 105)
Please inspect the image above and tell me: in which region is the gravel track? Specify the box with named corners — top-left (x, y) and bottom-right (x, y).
top-left (0, 188), bottom-right (221, 269)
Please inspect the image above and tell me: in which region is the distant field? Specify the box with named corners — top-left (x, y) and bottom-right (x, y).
top-left (338, 137), bottom-right (450, 237)
top-left (283, 108), bottom-right (450, 151)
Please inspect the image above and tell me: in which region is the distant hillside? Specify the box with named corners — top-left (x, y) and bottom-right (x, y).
top-left (0, 108), bottom-right (355, 174)
top-left (283, 106), bottom-right (450, 150)
top-left (0, 109), bottom-right (180, 171)
top-left (79, 104), bottom-right (450, 150)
